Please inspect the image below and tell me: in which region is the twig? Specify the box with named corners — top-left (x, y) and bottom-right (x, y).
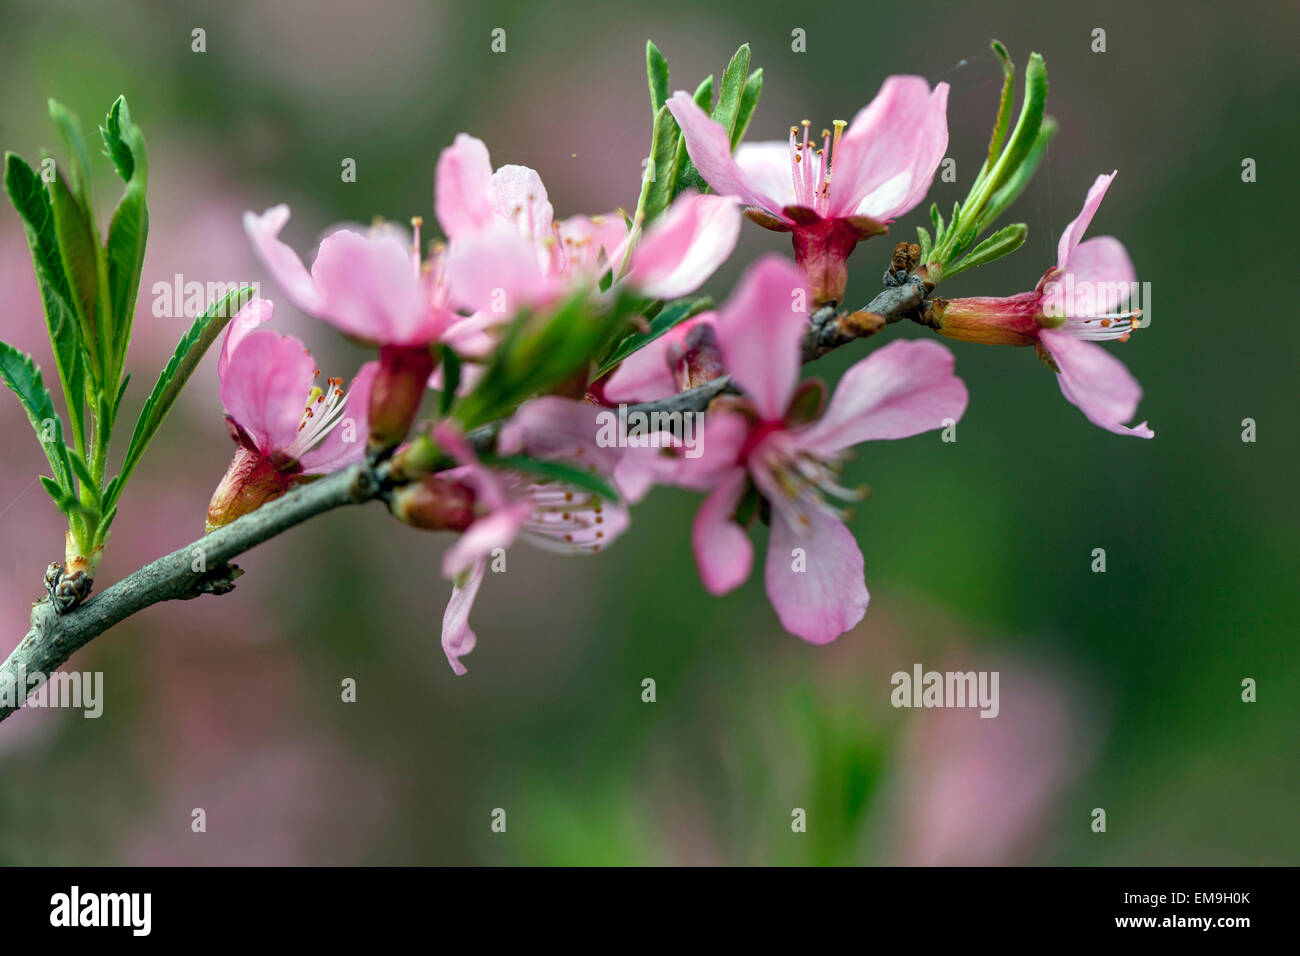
top-left (0, 273), bottom-right (933, 723)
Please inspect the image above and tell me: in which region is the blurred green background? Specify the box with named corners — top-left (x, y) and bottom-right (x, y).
top-left (0, 0), bottom-right (1295, 864)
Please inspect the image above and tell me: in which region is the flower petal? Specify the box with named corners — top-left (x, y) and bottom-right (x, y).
top-left (310, 229), bottom-right (431, 345)
top-left (219, 329), bottom-right (317, 455)
top-left (487, 164), bottom-right (554, 241)
top-left (625, 192), bottom-right (741, 299)
top-left (557, 212), bottom-right (628, 277)
top-left (442, 504), bottom-right (530, 579)
top-left (602, 314), bottom-right (714, 403)
top-left (800, 339), bottom-right (968, 452)
top-left (692, 467), bottom-right (753, 595)
top-left (832, 77), bottom-right (949, 220)
top-left (734, 141), bottom-right (798, 209)
top-left (445, 225), bottom-right (550, 315)
top-left (667, 92), bottom-right (783, 213)
top-left (244, 205), bottom-right (327, 315)
top-left (218, 298), bottom-right (274, 381)
top-left (1039, 329), bottom-right (1153, 438)
top-left (435, 133), bottom-right (495, 238)
top-left (763, 504), bottom-right (868, 644)
top-left (715, 255), bottom-right (811, 421)
top-left (1063, 236), bottom-right (1136, 316)
top-left (1057, 172), bottom-right (1116, 271)
top-left (441, 558), bottom-right (486, 675)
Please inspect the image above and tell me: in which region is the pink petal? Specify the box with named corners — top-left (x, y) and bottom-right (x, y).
top-left (832, 77), bottom-right (949, 220)
top-left (734, 141), bottom-right (798, 209)
top-left (691, 467), bottom-right (753, 594)
top-left (801, 339), bottom-right (968, 453)
top-left (310, 229), bottom-right (431, 345)
top-left (435, 133), bottom-right (495, 238)
top-left (441, 558), bottom-right (486, 675)
top-left (1039, 329), bottom-right (1153, 438)
top-left (1062, 236), bottom-right (1136, 316)
top-left (497, 396), bottom-right (624, 478)
top-left (219, 329), bottom-right (317, 455)
top-left (445, 225), bottom-right (550, 315)
top-left (557, 212), bottom-right (629, 278)
top-left (1056, 172), bottom-right (1117, 271)
top-left (671, 409), bottom-right (752, 491)
top-left (715, 255), bottom-right (810, 421)
top-left (244, 205), bottom-right (327, 315)
top-left (666, 92), bottom-right (783, 213)
top-left (442, 504), bottom-right (530, 579)
top-left (602, 314), bottom-right (714, 403)
top-left (297, 360), bottom-right (379, 473)
top-left (625, 192), bottom-right (741, 299)
top-left (218, 298), bottom-right (274, 380)
top-left (763, 504), bottom-right (868, 644)
top-left (487, 164), bottom-right (554, 240)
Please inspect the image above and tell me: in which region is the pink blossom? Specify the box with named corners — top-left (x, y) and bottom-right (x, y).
top-left (673, 256), bottom-right (968, 644)
top-left (927, 173), bottom-right (1152, 438)
top-left (432, 408), bottom-right (639, 675)
top-left (667, 77), bottom-right (949, 305)
top-left (244, 205), bottom-right (491, 447)
top-left (206, 300), bottom-right (378, 530)
top-left (435, 134), bottom-right (740, 315)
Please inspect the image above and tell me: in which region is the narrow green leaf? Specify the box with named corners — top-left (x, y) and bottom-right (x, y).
top-left (438, 345), bottom-right (461, 416)
top-left (40, 475), bottom-right (67, 508)
top-left (118, 285), bottom-right (255, 489)
top-left (4, 153), bottom-right (87, 449)
top-left (944, 222), bottom-right (1028, 279)
top-left (731, 68), bottom-right (763, 149)
top-left (710, 43), bottom-right (752, 142)
top-left (594, 295), bottom-right (712, 380)
top-left (916, 226), bottom-right (933, 264)
top-left (641, 104), bottom-right (685, 223)
top-left (67, 449), bottom-right (98, 505)
top-left (485, 454), bottom-right (620, 504)
top-left (977, 116), bottom-right (1057, 232)
top-left (101, 96), bottom-right (149, 380)
top-left (48, 167), bottom-right (106, 386)
top-left (982, 41), bottom-right (1016, 179)
top-left (48, 100), bottom-right (96, 216)
top-left (982, 52), bottom-right (1048, 201)
top-left (0, 340), bottom-right (74, 490)
top-left (930, 202), bottom-right (945, 244)
top-left (646, 41), bottom-right (670, 115)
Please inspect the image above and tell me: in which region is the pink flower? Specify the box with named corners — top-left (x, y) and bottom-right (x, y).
top-left (667, 76), bottom-right (949, 305)
top-left (673, 256), bottom-right (968, 644)
top-left (436, 134), bottom-right (740, 315)
top-left (206, 300), bottom-right (378, 530)
top-left (600, 313), bottom-right (720, 403)
top-left (925, 173), bottom-right (1152, 438)
top-left (244, 206), bottom-right (490, 448)
top-left (432, 403), bottom-right (646, 675)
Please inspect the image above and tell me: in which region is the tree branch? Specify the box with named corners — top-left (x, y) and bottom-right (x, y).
top-left (0, 272), bottom-right (933, 724)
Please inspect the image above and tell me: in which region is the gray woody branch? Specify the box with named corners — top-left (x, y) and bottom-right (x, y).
top-left (0, 274), bottom-right (929, 724)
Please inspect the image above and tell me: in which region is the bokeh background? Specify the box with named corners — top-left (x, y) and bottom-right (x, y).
top-left (0, 0), bottom-right (1295, 864)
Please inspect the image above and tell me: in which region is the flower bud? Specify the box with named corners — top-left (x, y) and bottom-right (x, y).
top-left (918, 291), bottom-right (1043, 346)
top-left (369, 345), bottom-right (436, 452)
top-left (388, 476), bottom-right (476, 532)
top-left (206, 446), bottom-right (297, 532)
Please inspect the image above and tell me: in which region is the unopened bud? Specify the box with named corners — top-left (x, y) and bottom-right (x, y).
top-left (388, 476), bottom-right (476, 532)
top-left (920, 292), bottom-right (1043, 346)
top-left (206, 446), bottom-right (297, 532)
top-left (369, 345), bottom-right (436, 452)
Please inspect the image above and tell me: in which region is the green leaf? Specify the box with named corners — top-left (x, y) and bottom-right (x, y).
top-left (977, 116), bottom-right (1057, 232)
top-left (115, 285), bottom-right (255, 498)
top-left (641, 104), bottom-right (685, 223)
top-left (48, 100), bottom-right (96, 217)
top-left (594, 295), bottom-right (712, 380)
top-left (916, 226), bottom-right (933, 264)
top-left (929, 202), bottom-right (945, 245)
top-left (731, 68), bottom-right (763, 149)
top-left (48, 166), bottom-right (107, 386)
top-left (710, 43), bottom-right (751, 143)
top-left (944, 222), bottom-right (1028, 279)
top-left (438, 344), bottom-right (460, 416)
top-left (101, 96), bottom-right (149, 380)
top-left (981, 40), bottom-right (1016, 180)
top-left (0, 340), bottom-right (74, 491)
top-left (646, 41), bottom-right (670, 115)
top-left (981, 52), bottom-right (1048, 202)
top-left (40, 475), bottom-right (67, 508)
top-left (484, 454), bottom-right (621, 504)
top-left (4, 153), bottom-right (87, 450)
